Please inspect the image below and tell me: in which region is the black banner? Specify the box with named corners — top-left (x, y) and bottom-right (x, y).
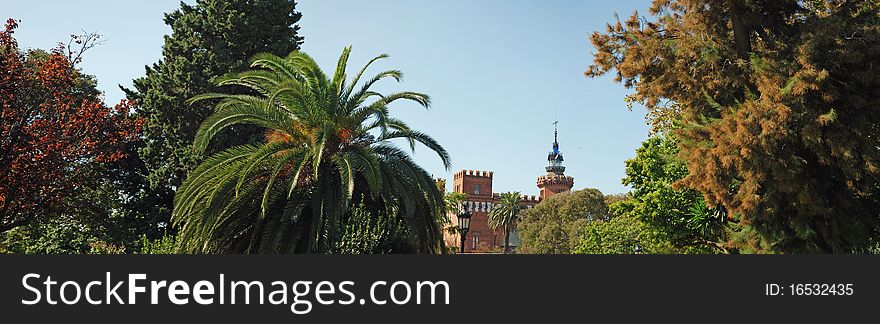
top-left (0, 255), bottom-right (876, 322)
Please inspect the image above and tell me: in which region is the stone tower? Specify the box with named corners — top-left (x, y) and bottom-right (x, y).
top-left (536, 122), bottom-right (574, 199)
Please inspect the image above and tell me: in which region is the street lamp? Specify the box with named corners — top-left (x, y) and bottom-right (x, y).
top-left (457, 203), bottom-right (472, 254)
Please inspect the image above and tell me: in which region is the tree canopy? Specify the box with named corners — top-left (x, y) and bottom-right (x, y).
top-left (0, 19), bottom-right (141, 235)
top-left (588, 0), bottom-right (880, 253)
top-left (125, 0), bottom-right (305, 235)
top-left (613, 136), bottom-right (727, 253)
top-left (576, 215), bottom-right (680, 254)
top-left (518, 189), bottom-right (608, 254)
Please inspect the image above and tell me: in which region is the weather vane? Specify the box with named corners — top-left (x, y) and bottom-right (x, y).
top-left (552, 119), bottom-right (558, 144)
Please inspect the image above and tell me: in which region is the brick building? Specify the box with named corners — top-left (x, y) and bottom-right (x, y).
top-left (444, 125), bottom-right (574, 252)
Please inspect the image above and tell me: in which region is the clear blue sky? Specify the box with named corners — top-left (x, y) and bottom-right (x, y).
top-left (6, 0), bottom-right (652, 195)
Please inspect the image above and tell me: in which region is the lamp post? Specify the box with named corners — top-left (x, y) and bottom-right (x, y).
top-left (457, 203), bottom-right (472, 254)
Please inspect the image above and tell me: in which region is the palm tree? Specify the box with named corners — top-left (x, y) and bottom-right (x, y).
top-left (488, 191), bottom-right (524, 254)
top-left (172, 47), bottom-right (450, 254)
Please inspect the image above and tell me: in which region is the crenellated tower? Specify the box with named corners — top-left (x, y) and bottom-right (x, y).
top-left (447, 170), bottom-right (542, 252)
top-left (453, 169), bottom-right (493, 198)
top-left (452, 170), bottom-right (495, 252)
top-left (537, 122), bottom-right (574, 200)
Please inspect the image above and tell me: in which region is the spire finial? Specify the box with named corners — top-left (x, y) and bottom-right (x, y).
top-left (551, 120), bottom-right (559, 155)
top-left (553, 120), bottom-right (558, 145)
top-left (554, 108), bottom-right (558, 144)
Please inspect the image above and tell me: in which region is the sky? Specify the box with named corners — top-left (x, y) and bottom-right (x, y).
top-left (5, 0), bottom-right (653, 195)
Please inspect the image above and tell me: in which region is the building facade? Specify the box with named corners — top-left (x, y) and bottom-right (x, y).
top-left (444, 125), bottom-right (574, 253)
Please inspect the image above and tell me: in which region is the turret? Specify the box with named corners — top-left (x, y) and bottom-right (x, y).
top-left (537, 121), bottom-right (574, 199)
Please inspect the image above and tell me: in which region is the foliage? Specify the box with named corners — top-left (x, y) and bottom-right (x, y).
top-left (587, 0), bottom-right (880, 252)
top-left (172, 47), bottom-right (450, 254)
top-left (488, 191), bottom-right (523, 254)
top-left (0, 217), bottom-right (177, 254)
top-left (440, 191), bottom-right (467, 253)
top-left (518, 188), bottom-right (608, 254)
top-left (0, 19), bottom-right (142, 235)
top-left (603, 193), bottom-right (629, 212)
top-left (331, 205), bottom-right (413, 254)
top-left (125, 0), bottom-right (305, 237)
top-left (0, 211), bottom-right (152, 254)
top-left (137, 232), bottom-right (176, 254)
top-left (613, 136), bottom-right (726, 253)
top-left (443, 192), bottom-right (468, 214)
top-left (576, 215), bottom-right (680, 254)
top-left (442, 191), bottom-right (467, 234)
top-left (0, 216), bottom-right (94, 254)
top-left (88, 241), bottom-right (126, 254)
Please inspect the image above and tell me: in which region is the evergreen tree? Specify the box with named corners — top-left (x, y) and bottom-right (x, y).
top-left (125, 0), bottom-right (304, 233)
top-left (588, 0), bottom-right (880, 253)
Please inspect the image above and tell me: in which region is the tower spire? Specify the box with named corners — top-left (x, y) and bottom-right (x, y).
top-left (537, 117), bottom-right (574, 199)
top-left (552, 120), bottom-right (560, 155)
top-left (553, 108), bottom-right (559, 148)
top-left (546, 120), bottom-right (564, 174)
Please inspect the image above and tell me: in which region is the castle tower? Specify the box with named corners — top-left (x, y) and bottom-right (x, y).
top-left (453, 170), bottom-right (493, 198)
top-left (452, 170), bottom-right (496, 252)
top-left (537, 122), bottom-right (574, 200)
top-left (444, 170), bottom-right (543, 253)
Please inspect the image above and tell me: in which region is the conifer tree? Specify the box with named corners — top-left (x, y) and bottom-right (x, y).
top-left (125, 0), bottom-right (304, 227)
top-left (588, 0), bottom-right (880, 252)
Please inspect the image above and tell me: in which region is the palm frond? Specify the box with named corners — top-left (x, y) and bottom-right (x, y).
top-left (332, 46), bottom-right (353, 97)
top-left (192, 101), bottom-right (295, 154)
top-left (174, 47), bottom-right (449, 254)
top-left (380, 130), bottom-right (451, 169)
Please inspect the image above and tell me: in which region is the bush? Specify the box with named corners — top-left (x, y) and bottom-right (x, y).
top-left (331, 205), bottom-right (414, 254)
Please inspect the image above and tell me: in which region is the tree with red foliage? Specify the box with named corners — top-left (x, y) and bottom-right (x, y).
top-left (0, 18), bottom-right (142, 233)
